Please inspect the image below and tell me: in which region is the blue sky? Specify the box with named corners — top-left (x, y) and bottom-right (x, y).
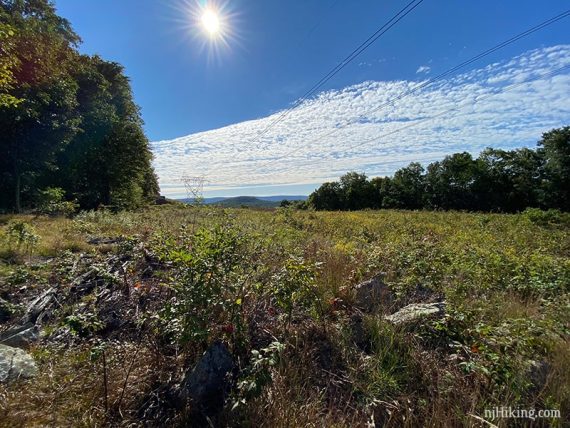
top-left (54, 0), bottom-right (570, 197)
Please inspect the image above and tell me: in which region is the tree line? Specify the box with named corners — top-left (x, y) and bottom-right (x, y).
top-left (308, 127), bottom-right (570, 212)
top-left (0, 0), bottom-right (159, 213)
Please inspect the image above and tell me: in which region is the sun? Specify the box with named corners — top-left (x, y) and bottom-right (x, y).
top-left (201, 9), bottom-right (221, 36)
top-left (173, 0), bottom-right (240, 61)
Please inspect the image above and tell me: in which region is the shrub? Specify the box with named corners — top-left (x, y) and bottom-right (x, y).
top-left (36, 187), bottom-right (78, 217)
top-left (271, 256), bottom-right (322, 324)
top-left (5, 220), bottom-right (40, 254)
top-left (154, 223), bottom-right (247, 345)
top-left (523, 208), bottom-right (569, 226)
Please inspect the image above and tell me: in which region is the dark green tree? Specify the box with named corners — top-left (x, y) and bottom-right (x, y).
top-left (0, 0), bottom-right (80, 211)
top-left (55, 56), bottom-right (158, 209)
top-left (0, 22), bottom-right (20, 107)
top-left (369, 176), bottom-right (388, 209)
top-left (539, 127), bottom-right (570, 211)
top-left (424, 153), bottom-right (481, 210)
top-left (477, 148), bottom-right (544, 212)
top-left (0, 0), bottom-right (158, 212)
top-left (389, 162), bottom-right (425, 209)
top-left (339, 172), bottom-right (375, 211)
top-left (308, 181), bottom-right (343, 210)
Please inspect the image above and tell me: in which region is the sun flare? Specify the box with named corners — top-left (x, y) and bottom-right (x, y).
top-left (175, 0), bottom-right (239, 60)
top-left (201, 9), bottom-right (221, 36)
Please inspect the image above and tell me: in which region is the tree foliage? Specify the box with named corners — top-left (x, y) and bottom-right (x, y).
top-left (0, 0), bottom-right (158, 212)
top-left (309, 127), bottom-right (570, 213)
top-left (0, 22), bottom-right (21, 107)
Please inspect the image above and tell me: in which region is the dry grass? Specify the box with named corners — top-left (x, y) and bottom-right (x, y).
top-left (0, 340), bottom-right (175, 428)
top-left (0, 206), bottom-right (568, 426)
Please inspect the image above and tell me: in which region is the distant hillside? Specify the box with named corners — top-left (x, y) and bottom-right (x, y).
top-left (254, 195), bottom-right (308, 202)
top-left (215, 196), bottom-right (278, 208)
top-left (179, 195), bottom-right (307, 207)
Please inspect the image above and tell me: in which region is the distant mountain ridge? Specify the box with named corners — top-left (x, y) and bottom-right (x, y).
top-left (178, 195), bottom-right (308, 208)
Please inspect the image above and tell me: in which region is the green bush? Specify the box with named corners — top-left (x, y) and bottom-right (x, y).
top-left (154, 222), bottom-right (247, 345)
top-left (5, 220), bottom-right (40, 254)
top-left (523, 208), bottom-right (569, 226)
top-left (36, 187), bottom-right (78, 217)
top-left (271, 256), bottom-right (322, 323)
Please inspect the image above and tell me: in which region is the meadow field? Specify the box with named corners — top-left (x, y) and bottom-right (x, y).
top-left (0, 205), bottom-right (568, 427)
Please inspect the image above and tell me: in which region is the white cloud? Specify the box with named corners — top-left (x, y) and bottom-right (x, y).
top-left (416, 65), bottom-right (431, 74)
top-left (152, 45), bottom-right (570, 197)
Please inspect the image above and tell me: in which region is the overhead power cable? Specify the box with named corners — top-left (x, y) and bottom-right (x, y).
top-left (251, 0), bottom-right (424, 142)
top-left (272, 63), bottom-right (570, 180)
top-left (202, 0), bottom-right (425, 178)
top-left (251, 9), bottom-right (570, 170)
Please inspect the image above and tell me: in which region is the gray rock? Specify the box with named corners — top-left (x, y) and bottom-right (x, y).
top-left (180, 341), bottom-right (234, 416)
top-left (349, 314), bottom-right (371, 353)
top-left (0, 323), bottom-right (39, 348)
top-left (354, 277), bottom-right (394, 312)
top-left (528, 360), bottom-right (550, 392)
top-left (0, 343), bottom-right (37, 383)
top-left (23, 287), bottom-right (56, 324)
top-left (385, 302), bottom-right (445, 325)
top-left (87, 237), bottom-right (120, 245)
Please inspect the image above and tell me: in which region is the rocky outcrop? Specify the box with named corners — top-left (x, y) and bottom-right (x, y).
top-left (0, 344), bottom-right (37, 383)
top-left (354, 277), bottom-right (394, 312)
top-left (349, 314), bottom-right (371, 353)
top-left (384, 302), bottom-right (445, 325)
top-left (22, 287), bottom-right (56, 324)
top-left (528, 360), bottom-right (550, 392)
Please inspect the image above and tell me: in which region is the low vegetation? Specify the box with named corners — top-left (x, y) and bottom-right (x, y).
top-left (0, 205), bottom-right (568, 426)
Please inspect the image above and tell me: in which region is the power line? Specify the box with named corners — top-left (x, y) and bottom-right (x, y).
top-left (252, 9), bottom-right (570, 170)
top-left (272, 64), bottom-right (570, 180)
top-left (252, 0), bottom-right (424, 143)
top-left (201, 0), bottom-right (424, 179)
top-left (199, 64), bottom-right (569, 188)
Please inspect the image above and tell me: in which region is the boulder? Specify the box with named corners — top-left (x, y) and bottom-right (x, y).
top-left (180, 341), bottom-right (234, 417)
top-left (385, 302), bottom-right (445, 325)
top-left (0, 343), bottom-right (37, 383)
top-left (0, 323), bottom-right (39, 348)
top-left (354, 277), bottom-right (393, 312)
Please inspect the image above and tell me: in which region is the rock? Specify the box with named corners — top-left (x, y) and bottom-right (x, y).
top-left (0, 323), bottom-right (39, 348)
top-left (385, 302), bottom-right (445, 325)
top-left (354, 277), bottom-right (394, 312)
top-left (349, 314), bottom-right (371, 353)
top-left (87, 237), bottom-right (120, 245)
top-left (0, 298), bottom-right (14, 322)
top-left (23, 287), bottom-right (56, 324)
top-left (0, 343), bottom-right (37, 383)
top-left (180, 341), bottom-right (234, 417)
top-left (528, 360), bottom-right (550, 392)
top-left (408, 284), bottom-right (437, 303)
